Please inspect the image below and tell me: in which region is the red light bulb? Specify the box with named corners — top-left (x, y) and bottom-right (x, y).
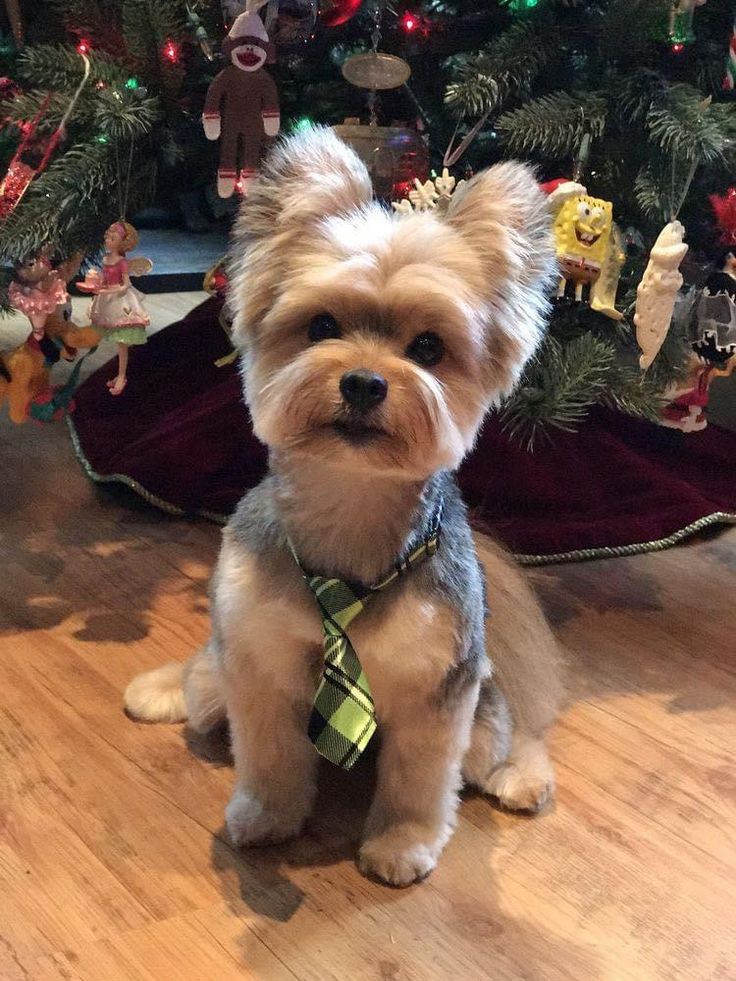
top-left (672, 42), bottom-right (685, 53)
top-left (401, 12), bottom-right (417, 31)
top-left (163, 39), bottom-right (180, 63)
top-left (76, 39), bottom-right (90, 55)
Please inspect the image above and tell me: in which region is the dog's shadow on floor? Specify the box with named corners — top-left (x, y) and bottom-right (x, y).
top-left (190, 725), bottom-right (378, 922)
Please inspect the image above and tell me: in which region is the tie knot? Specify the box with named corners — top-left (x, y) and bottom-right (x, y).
top-left (307, 576), bottom-right (367, 631)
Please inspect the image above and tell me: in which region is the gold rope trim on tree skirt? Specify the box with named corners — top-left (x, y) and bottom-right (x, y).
top-left (66, 416), bottom-right (736, 567)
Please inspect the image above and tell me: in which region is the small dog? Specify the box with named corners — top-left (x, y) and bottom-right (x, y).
top-left (125, 127), bottom-right (563, 887)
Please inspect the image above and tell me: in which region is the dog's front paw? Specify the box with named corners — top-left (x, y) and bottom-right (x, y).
top-left (225, 788), bottom-right (304, 847)
top-left (484, 760), bottom-right (553, 813)
top-left (358, 825), bottom-right (447, 887)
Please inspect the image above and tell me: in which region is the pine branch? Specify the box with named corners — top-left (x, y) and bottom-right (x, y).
top-left (613, 69), bottom-right (669, 125)
top-left (634, 165), bottom-right (669, 222)
top-left (2, 84), bottom-right (160, 142)
top-left (0, 141), bottom-right (115, 263)
top-left (500, 333), bottom-right (616, 450)
top-left (92, 87), bottom-right (162, 141)
top-left (646, 84), bottom-right (736, 165)
top-left (444, 18), bottom-right (562, 119)
top-left (496, 90), bottom-right (607, 158)
top-left (16, 44), bottom-right (129, 90)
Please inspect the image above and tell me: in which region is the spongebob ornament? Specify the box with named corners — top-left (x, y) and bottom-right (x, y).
top-left (543, 180), bottom-right (619, 313)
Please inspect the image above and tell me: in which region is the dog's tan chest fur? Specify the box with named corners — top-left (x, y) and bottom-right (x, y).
top-left (215, 536), bottom-right (459, 714)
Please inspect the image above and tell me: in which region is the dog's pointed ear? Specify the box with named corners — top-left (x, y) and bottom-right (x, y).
top-left (234, 125), bottom-right (371, 249)
top-left (445, 162), bottom-right (557, 395)
top-left (230, 126), bottom-right (372, 343)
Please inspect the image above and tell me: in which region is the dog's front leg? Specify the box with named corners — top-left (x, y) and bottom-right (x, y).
top-left (358, 678), bottom-right (480, 887)
top-left (224, 658), bottom-right (318, 847)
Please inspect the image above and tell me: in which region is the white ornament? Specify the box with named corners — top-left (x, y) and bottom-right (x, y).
top-left (409, 178), bottom-right (440, 211)
top-left (390, 199), bottom-right (413, 215)
top-left (434, 168), bottom-right (456, 196)
top-left (635, 220), bottom-right (689, 370)
top-left (391, 170), bottom-right (467, 215)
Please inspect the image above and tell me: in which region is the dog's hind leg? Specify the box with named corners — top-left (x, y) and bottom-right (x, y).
top-left (473, 533), bottom-right (565, 813)
top-left (462, 679), bottom-right (512, 790)
top-left (124, 642), bottom-right (226, 732)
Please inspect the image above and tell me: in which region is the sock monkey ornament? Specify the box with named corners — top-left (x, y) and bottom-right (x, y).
top-left (203, 12), bottom-right (280, 198)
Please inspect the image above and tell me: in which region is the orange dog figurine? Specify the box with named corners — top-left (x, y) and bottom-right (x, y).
top-left (1, 254), bottom-right (101, 423)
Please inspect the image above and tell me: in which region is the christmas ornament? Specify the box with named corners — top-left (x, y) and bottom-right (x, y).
top-left (8, 254), bottom-right (68, 341)
top-left (709, 187), bottom-right (736, 248)
top-left (0, 263), bottom-right (100, 424)
top-left (341, 52), bottom-right (411, 90)
top-left (265, 0), bottom-right (318, 47)
top-left (666, 0), bottom-right (706, 49)
top-left (0, 53), bottom-right (90, 221)
top-left (187, 4), bottom-right (215, 60)
top-left (659, 254), bottom-right (736, 431)
top-left (724, 16), bottom-right (735, 90)
top-left (501, 0), bottom-right (543, 12)
top-left (339, 0), bottom-right (410, 133)
top-left (635, 220), bottom-right (688, 370)
top-left (319, 0), bottom-right (362, 28)
top-left (659, 353), bottom-right (735, 432)
top-left (589, 223), bottom-right (626, 320)
top-left (332, 121), bottom-right (428, 199)
top-left (544, 179), bottom-right (615, 305)
top-left (78, 222), bottom-right (152, 397)
top-left (391, 167), bottom-right (465, 215)
top-left (203, 257), bottom-right (239, 366)
top-left (202, 11), bottom-right (280, 198)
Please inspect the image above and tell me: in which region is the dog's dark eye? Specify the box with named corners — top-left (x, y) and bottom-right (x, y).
top-left (308, 314), bottom-right (341, 343)
top-left (406, 331), bottom-right (444, 367)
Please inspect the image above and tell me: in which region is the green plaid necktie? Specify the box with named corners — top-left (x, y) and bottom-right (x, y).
top-left (292, 504), bottom-right (442, 769)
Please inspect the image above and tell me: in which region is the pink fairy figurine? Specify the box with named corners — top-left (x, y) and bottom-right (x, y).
top-left (9, 254), bottom-right (68, 341)
top-left (79, 221), bottom-right (152, 396)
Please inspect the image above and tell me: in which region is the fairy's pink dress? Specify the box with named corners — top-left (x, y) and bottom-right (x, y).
top-left (89, 258), bottom-right (150, 345)
top-left (9, 273), bottom-right (67, 317)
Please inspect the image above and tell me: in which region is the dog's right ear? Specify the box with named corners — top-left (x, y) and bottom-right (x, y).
top-left (229, 127), bottom-right (372, 344)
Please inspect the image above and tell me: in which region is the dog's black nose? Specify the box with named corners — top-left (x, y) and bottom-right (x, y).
top-left (339, 369), bottom-right (388, 412)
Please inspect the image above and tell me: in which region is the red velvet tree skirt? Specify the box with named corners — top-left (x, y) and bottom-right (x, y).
top-left (67, 299), bottom-right (736, 565)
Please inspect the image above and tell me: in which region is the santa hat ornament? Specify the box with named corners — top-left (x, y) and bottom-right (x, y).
top-left (540, 178), bottom-right (588, 215)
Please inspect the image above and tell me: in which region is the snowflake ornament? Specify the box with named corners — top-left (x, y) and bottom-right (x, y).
top-left (391, 168), bottom-right (466, 215)
top-left (434, 168), bottom-right (457, 196)
top-left (409, 178), bottom-right (440, 210)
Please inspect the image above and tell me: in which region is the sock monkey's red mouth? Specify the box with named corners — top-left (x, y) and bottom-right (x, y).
top-left (235, 50), bottom-right (261, 68)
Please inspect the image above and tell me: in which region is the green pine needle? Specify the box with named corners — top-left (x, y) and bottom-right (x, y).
top-left (497, 91), bottom-right (607, 158)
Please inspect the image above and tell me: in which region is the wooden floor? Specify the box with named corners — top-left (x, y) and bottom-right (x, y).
top-left (1, 299), bottom-right (735, 980)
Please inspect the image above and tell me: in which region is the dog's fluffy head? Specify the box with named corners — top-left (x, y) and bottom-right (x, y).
top-left (229, 127), bottom-right (555, 480)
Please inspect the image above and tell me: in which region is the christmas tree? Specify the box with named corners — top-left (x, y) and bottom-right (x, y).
top-left (1, 0), bottom-right (734, 443)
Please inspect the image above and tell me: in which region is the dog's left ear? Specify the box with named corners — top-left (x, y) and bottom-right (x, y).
top-left (445, 162), bottom-right (556, 396)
